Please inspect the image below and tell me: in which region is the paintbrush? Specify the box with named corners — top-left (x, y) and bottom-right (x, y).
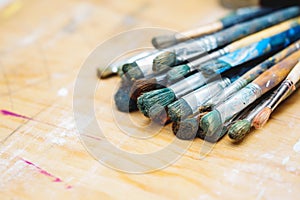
top-left (253, 60), bottom-right (300, 129)
top-left (173, 95), bottom-right (255, 141)
top-left (140, 60), bottom-right (258, 124)
top-left (168, 25), bottom-right (300, 85)
top-left (166, 17), bottom-right (300, 83)
top-left (151, 7), bottom-right (274, 49)
top-left (228, 80), bottom-right (300, 141)
top-left (204, 39), bottom-right (300, 108)
top-left (122, 40), bottom-right (195, 81)
top-left (167, 78), bottom-right (231, 122)
top-left (200, 50), bottom-right (300, 137)
top-left (97, 50), bottom-right (154, 79)
top-left (152, 6), bottom-right (300, 71)
top-left (137, 44), bottom-right (273, 120)
top-left (167, 60), bottom-right (262, 123)
top-left (136, 67), bottom-right (223, 118)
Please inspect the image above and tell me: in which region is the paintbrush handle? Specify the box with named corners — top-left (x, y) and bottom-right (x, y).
top-left (287, 61), bottom-right (300, 83)
top-left (219, 7), bottom-right (274, 28)
top-left (241, 40), bottom-right (300, 82)
top-left (213, 7), bottom-right (300, 47)
top-left (265, 61), bottom-right (300, 110)
top-left (177, 7), bottom-right (274, 40)
top-left (199, 26), bottom-right (300, 74)
top-left (253, 50), bottom-right (300, 94)
top-left (227, 17), bottom-right (300, 52)
top-left (217, 25), bottom-right (300, 72)
top-left (189, 17), bottom-right (300, 69)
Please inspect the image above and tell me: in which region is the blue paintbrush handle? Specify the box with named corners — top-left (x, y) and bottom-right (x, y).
top-left (215, 6), bottom-right (300, 47)
top-left (215, 25), bottom-right (300, 73)
top-left (220, 7), bottom-right (274, 28)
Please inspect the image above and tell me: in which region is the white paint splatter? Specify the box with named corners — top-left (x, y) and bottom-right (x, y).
top-left (260, 153), bottom-right (274, 160)
top-left (256, 188), bottom-right (265, 200)
top-left (19, 28), bottom-right (44, 46)
top-left (282, 156), bottom-right (290, 165)
top-left (51, 137), bottom-right (66, 146)
top-left (293, 139), bottom-right (300, 153)
top-left (286, 166), bottom-right (296, 173)
top-left (57, 87), bottom-right (68, 97)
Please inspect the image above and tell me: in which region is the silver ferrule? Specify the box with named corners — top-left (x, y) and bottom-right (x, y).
top-left (216, 83), bottom-right (262, 122)
top-left (189, 48), bottom-right (229, 69)
top-left (214, 78), bottom-right (248, 105)
top-left (267, 79), bottom-right (294, 111)
top-left (174, 35), bottom-right (218, 58)
top-left (182, 78), bottom-right (231, 112)
top-left (169, 72), bottom-right (211, 98)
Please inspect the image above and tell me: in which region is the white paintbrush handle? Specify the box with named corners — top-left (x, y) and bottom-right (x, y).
top-left (287, 60), bottom-right (300, 85)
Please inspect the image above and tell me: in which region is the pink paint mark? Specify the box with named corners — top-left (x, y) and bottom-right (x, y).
top-left (21, 158), bottom-right (73, 189)
top-left (1, 109), bottom-right (32, 120)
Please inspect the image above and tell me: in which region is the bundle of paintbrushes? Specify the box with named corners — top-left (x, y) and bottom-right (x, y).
top-left (97, 6), bottom-right (300, 145)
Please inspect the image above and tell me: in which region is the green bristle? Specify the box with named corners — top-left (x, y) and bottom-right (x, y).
top-left (152, 51), bottom-right (176, 72)
top-left (200, 110), bottom-right (223, 137)
top-left (167, 98), bottom-right (193, 122)
top-left (172, 117), bottom-right (199, 140)
top-left (122, 62), bottom-right (144, 81)
top-left (166, 64), bottom-right (191, 84)
top-left (137, 88), bottom-right (176, 117)
top-left (228, 119), bottom-right (251, 141)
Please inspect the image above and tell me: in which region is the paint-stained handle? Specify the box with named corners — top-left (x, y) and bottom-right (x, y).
top-left (220, 7), bottom-right (274, 28)
top-left (243, 39), bottom-right (300, 82)
top-left (215, 7), bottom-right (300, 47)
top-left (228, 17), bottom-right (300, 52)
top-left (253, 50), bottom-right (300, 94)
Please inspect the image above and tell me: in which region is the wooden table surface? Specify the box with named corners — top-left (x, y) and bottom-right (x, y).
top-left (1, 0), bottom-right (300, 199)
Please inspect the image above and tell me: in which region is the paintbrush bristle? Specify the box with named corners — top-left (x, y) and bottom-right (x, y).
top-left (151, 35), bottom-right (177, 49)
top-left (152, 51), bottom-right (176, 72)
top-left (253, 107), bottom-right (272, 129)
top-left (172, 118), bottom-right (199, 140)
top-left (122, 62), bottom-right (144, 81)
top-left (167, 99), bottom-right (193, 122)
top-left (167, 64), bottom-right (191, 84)
top-left (114, 84), bottom-right (138, 112)
top-left (200, 110), bottom-right (223, 137)
top-left (130, 78), bottom-right (165, 101)
top-left (148, 104), bottom-right (170, 125)
top-left (228, 120), bottom-right (251, 141)
top-left (137, 88), bottom-right (176, 117)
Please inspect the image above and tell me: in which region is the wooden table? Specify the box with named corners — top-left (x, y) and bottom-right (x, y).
top-left (1, 0), bottom-right (299, 199)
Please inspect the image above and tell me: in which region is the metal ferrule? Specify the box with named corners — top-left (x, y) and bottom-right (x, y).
top-left (169, 72), bottom-right (209, 98)
top-left (182, 78), bottom-right (231, 112)
top-left (217, 83), bottom-right (262, 122)
top-left (174, 35), bottom-right (218, 58)
top-left (267, 79), bottom-right (294, 111)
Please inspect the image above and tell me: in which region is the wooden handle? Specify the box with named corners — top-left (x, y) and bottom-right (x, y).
top-left (253, 50), bottom-right (300, 94)
top-left (228, 17), bottom-right (300, 52)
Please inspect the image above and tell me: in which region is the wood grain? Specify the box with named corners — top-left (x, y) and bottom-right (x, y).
top-left (0, 0), bottom-right (300, 199)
